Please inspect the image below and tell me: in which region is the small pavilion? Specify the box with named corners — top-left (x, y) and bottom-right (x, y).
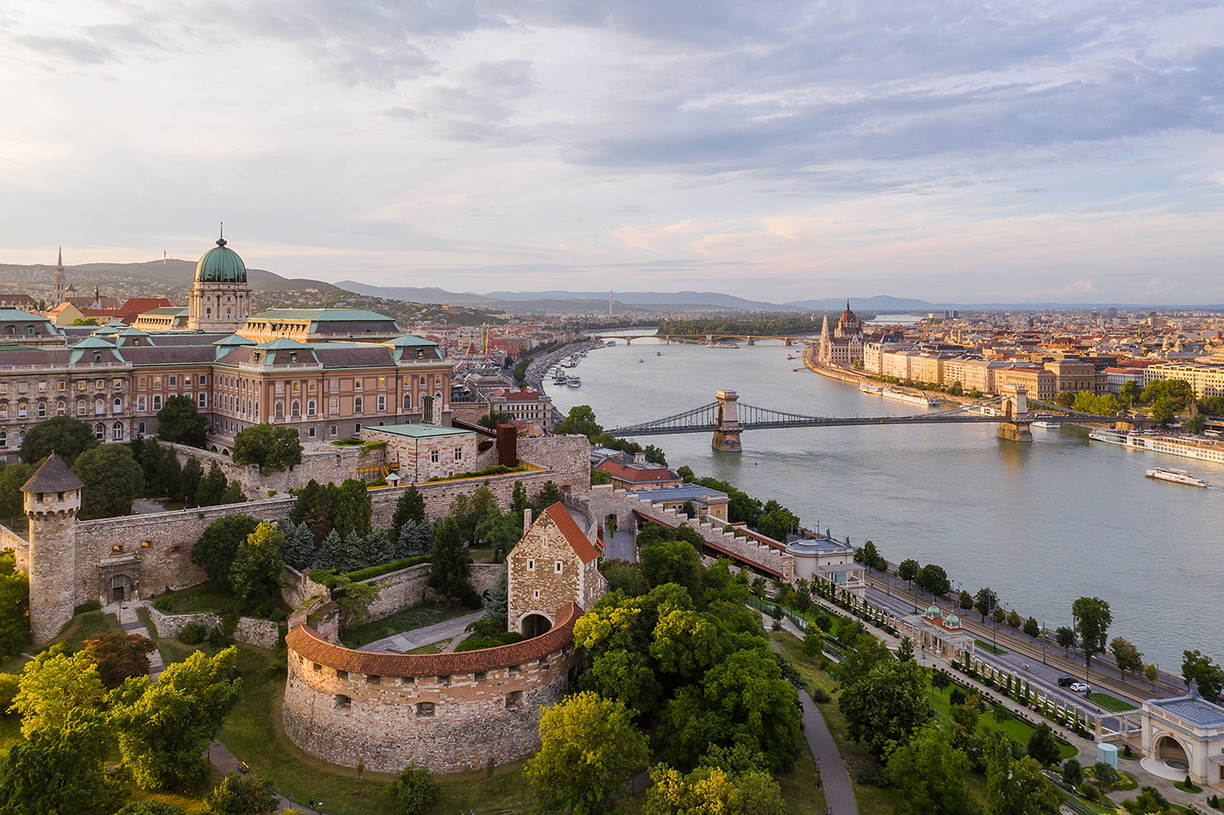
top-left (1137, 681), bottom-right (1224, 791)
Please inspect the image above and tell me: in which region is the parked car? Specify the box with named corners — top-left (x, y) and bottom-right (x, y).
top-left (1057, 676), bottom-right (1075, 687)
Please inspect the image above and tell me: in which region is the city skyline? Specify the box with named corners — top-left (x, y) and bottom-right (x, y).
top-left (2, 0), bottom-right (1223, 304)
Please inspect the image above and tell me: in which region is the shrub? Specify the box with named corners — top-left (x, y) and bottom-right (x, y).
top-left (0, 673), bottom-right (18, 714)
top-left (344, 555), bottom-right (431, 583)
top-left (206, 627), bottom-right (233, 648)
top-left (809, 685), bottom-right (832, 704)
top-left (991, 705), bottom-right (1013, 723)
top-left (389, 764), bottom-right (440, 815)
top-left (931, 671), bottom-right (951, 690)
top-left (855, 763), bottom-right (887, 788)
top-left (1062, 758), bottom-right (1083, 786)
top-left (1079, 781), bottom-right (1099, 802)
top-left (178, 622), bottom-right (208, 645)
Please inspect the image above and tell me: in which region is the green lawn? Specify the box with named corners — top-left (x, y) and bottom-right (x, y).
top-left (928, 682), bottom-right (1078, 760)
top-left (151, 582), bottom-right (240, 615)
top-left (1087, 691), bottom-right (1138, 712)
top-left (340, 601), bottom-right (474, 648)
top-left (43, 609), bottom-right (121, 652)
top-left (973, 639), bottom-right (1008, 656)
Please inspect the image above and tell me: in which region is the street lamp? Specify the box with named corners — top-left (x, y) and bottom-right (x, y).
top-left (1040, 623), bottom-right (1048, 665)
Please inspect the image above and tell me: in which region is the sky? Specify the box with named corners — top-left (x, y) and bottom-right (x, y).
top-left (2, 0), bottom-right (1223, 305)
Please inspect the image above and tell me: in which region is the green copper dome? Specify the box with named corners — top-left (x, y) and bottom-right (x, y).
top-left (195, 237), bottom-right (247, 283)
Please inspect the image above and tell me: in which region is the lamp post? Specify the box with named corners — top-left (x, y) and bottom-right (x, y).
top-left (1040, 623), bottom-right (1048, 665)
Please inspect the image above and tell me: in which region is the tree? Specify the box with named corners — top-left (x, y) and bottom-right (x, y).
top-left (642, 445), bottom-right (668, 466)
top-left (1120, 380), bottom-right (1143, 406)
top-left (219, 480), bottom-right (246, 505)
top-left (1183, 414), bottom-right (1206, 435)
top-left (291, 479), bottom-right (335, 541)
top-left (985, 732), bottom-right (1061, 815)
top-left (1150, 396), bottom-right (1179, 427)
top-left (0, 549), bottom-right (31, 658)
top-left (1111, 637), bottom-right (1143, 678)
top-left (232, 423), bottom-right (303, 473)
top-left (915, 563), bottom-right (950, 597)
top-left (801, 626), bottom-right (825, 658)
top-left (178, 457), bottom-right (203, 505)
top-left (140, 438), bottom-right (167, 496)
top-left (110, 646), bottom-right (242, 791)
top-left (311, 571), bottom-right (381, 626)
top-left (1053, 391), bottom-right (1075, 409)
top-left (1062, 758), bottom-right (1084, 786)
top-left (191, 514), bottom-right (260, 585)
top-left (883, 722), bottom-right (975, 815)
top-left (82, 632), bottom-right (155, 688)
top-left (1023, 617), bottom-right (1041, 638)
top-left (388, 764), bottom-right (440, 815)
top-left (555, 405), bottom-right (604, 438)
top-left (524, 691), bottom-right (649, 815)
top-left (482, 564), bottom-right (509, 625)
top-left (1071, 596), bottom-right (1112, 672)
top-left (860, 540), bottom-right (886, 571)
top-left (426, 517), bottom-right (471, 607)
top-left (0, 709), bottom-right (126, 815)
top-left (391, 485), bottom-right (427, 537)
top-left (332, 479), bottom-right (373, 539)
top-left (533, 480), bottom-right (564, 512)
top-left (1055, 626), bottom-right (1077, 653)
top-left (279, 519), bottom-right (316, 570)
top-left (644, 764), bottom-right (785, 815)
top-left (195, 461), bottom-right (228, 507)
top-left (1199, 395), bottom-right (1224, 416)
top-left (20, 415), bottom-right (98, 466)
top-left (838, 658), bottom-right (931, 758)
top-left (395, 518), bottom-right (434, 559)
top-left (0, 462), bottom-right (35, 526)
top-left (116, 803), bottom-right (188, 815)
top-left (1121, 786), bottom-right (1172, 814)
top-left (974, 587), bottom-right (998, 621)
top-left (509, 480), bottom-right (531, 522)
top-left (1181, 650), bottom-right (1224, 700)
top-left (1005, 609), bottom-right (1022, 629)
top-left (1026, 722), bottom-right (1061, 766)
top-left (640, 539), bottom-right (703, 598)
top-left (12, 650), bottom-right (107, 738)
top-left (1141, 378), bottom-right (1193, 404)
top-left (205, 772), bottom-right (278, 815)
top-left (897, 558), bottom-right (919, 582)
top-left (476, 410), bottom-right (514, 429)
top-left (230, 522), bottom-right (286, 617)
top-left (157, 395), bottom-right (207, 447)
top-left (957, 590), bottom-right (974, 610)
top-left (73, 444), bottom-right (144, 519)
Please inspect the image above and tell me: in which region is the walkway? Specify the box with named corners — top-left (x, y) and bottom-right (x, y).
top-left (357, 610), bottom-right (483, 654)
top-left (104, 601), bottom-right (165, 680)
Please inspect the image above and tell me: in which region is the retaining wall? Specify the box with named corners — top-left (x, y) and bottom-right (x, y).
top-left (359, 562), bottom-right (502, 623)
top-left (145, 604), bottom-right (282, 650)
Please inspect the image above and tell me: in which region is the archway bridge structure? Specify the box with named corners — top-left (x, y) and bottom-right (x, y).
top-left (587, 333), bottom-right (818, 346)
top-left (605, 389), bottom-right (1126, 451)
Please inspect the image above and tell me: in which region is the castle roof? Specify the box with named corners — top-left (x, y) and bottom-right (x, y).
top-left (542, 502), bottom-right (601, 564)
top-left (21, 453), bottom-right (84, 493)
top-left (195, 237), bottom-right (247, 284)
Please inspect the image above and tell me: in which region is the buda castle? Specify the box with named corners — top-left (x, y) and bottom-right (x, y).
top-left (0, 236), bottom-right (452, 460)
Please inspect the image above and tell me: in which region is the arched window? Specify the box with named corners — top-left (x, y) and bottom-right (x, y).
top-left (206, 307), bottom-right (212, 318)
top-left (0, 430), bottom-right (6, 448)
top-left (4, 326), bottom-right (12, 335)
top-left (112, 422), bottom-right (123, 440)
top-left (17, 402), bottom-right (27, 419)
top-left (307, 399), bottom-right (316, 417)
top-left (402, 393), bottom-right (411, 410)
top-left (77, 399), bottom-right (86, 415)
top-left (307, 427), bottom-right (316, 438)
top-left (137, 421), bottom-right (146, 435)
top-left (36, 402), bottom-right (46, 418)
top-left (0, 404), bottom-right (6, 419)
top-left (112, 397), bottom-right (122, 414)
top-left (95, 399), bottom-right (105, 415)
top-left (94, 423), bottom-right (104, 440)
top-left (291, 400), bottom-right (300, 418)
top-left (274, 401), bottom-right (284, 420)
top-left (25, 325), bottom-right (34, 336)
top-left (56, 400), bottom-right (65, 415)
top-left (354, 422), bottom-right (362, 433)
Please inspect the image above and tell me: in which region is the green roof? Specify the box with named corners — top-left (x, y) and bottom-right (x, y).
top-left (366, 423), bottom-right (474, 440)
top-left (252, 308), bottom-right (395, 322)
top-left (214, 334), bottom-right (257, 346)
top-left (195, 238), bottom-right (247, 284)
top-left (141, 307), bottom-right (189, 316)
top-left (255, 338), bottom-right (313, 350)
top-left (71, 337), bottom-right (117, 348)
top-left (383, 334), bottom-right (439, 347)
top-left (0, 309), bottom-right (49, 322)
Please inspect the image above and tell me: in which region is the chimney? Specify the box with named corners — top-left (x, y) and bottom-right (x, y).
top-left (523, 507), bottom-right (533, 534)
top-left (633, 452), bottom-right (646, 465)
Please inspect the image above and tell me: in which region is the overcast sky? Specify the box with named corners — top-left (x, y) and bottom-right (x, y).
top-left (2, 0), bottom-right (1223, 305)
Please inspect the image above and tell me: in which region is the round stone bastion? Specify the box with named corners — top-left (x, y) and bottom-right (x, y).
top-left (282, 602), bottom-right (581, 774)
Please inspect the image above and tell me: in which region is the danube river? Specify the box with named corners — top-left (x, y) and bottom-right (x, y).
top-left (547, 336), bottom-right (1224, 670)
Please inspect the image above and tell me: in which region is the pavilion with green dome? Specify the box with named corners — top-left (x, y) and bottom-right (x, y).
top-left (187, 234), bottom-right (251, 332)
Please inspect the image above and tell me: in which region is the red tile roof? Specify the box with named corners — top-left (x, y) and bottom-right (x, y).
top-left (543, 502), bottom-right (600, 564)
top-left (286, 602), bottom-right (581, 677)
top-left (116, 297), bottom-right (173, 323)
top-left (595, 459), bottom-right (680, 484)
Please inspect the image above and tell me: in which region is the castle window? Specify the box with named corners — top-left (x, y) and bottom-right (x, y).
top-left (37, 402), bottom-right (45, 418)
top-left (507, 665), bottom-right (520, 675)
top-left (113, 379), bottom-right (121, 389)
top-left (334, 694), bottom-right (351, 710)
top-left (430, 450), bottom-right (438, 463)
top-left (168, 376), bottom-right (177, 387)
top-left (330, 379), bottom-right (338, 391)
top-left (378, 377), bottom-right (386, 388)
top-left (354, 423), bottom-right (361, 433)
top-left (402, 393), bottom-right (411, 410)
top-left (198, 393), bottom-right (206, 408)
top-left (354, 378), bottom-right (362, 390)
top-left (353, 396), bottom-right (363, 414)
top-left (17, 403), bottom-right (26, 419)
top-left (291, 400), bottom-right (300, 419)
top-left (474, 671), bottom-right (486, 682)
top-left (0, 431), bottom-right (6, 447)
top-left (312, 663), bottom-right (322, 672)
top-left (555, 561), bottom-right (563, 573)
top-left (137, 422), bottom-right (145, 434)
top-left (527, 559), bottom-right (535, 571)
top-left (366, 674), bottom-right (380, 685)
top-left (0, 405), bottom-right (5, 420)
top-left (533, 590), bottom-right (540, 600)
top-left (328, 397), bottom-right (338, 415)
top-left (56, 400), bottom-right (65, 415)
top-left (94, 423), bottom-right (104, 440)
top-left (112, 422), bottom-right (122, 440)
top-left (307, 399), bottom-right (316, 417)
top-left (416, 702), bottom-right (435, 716)
top-left (336, 670), bottom-right (348, 680)
top-left (274, 402), bottom-right (284, 420)
top-left (136, 395), bottom-right (146, 411)
top-left (377, 395), bottom-right (386, 412)
top-left (307, 427), bottom-right (315, 438)
top-left (453, 449), bottom-right (461, 462)
top-left (94, 399), bottom-right (104, 415)
top-left (152, 395), bottom-right (162, 411)
top-left (112, 397), bottom-right (122, 414)
top-left (292, 380), bottom-right (300, 392)
top-left (329, 424), bottom-right (337, 436)
top-left (505, 691), bottom-right (523, 709)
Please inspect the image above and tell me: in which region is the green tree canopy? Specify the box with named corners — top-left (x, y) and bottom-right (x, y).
top-left (332, 478), bottom-right (373, 539)
top-left (191, 514), bottom-right (260, 585)
top-left (1150, 396), bottom-right (1180, 427)
top-left (178, 457), bottom-right (203, 505)
top-left (195, 461), bottom-right (228, 507)
top-left (1111, 637), bottom-right (1143, 678)
top-left (229, 522), bottom-right (286, 617)
top-left (1181, 650), bottom-right (1224, 700)
top-left (82, 632), bottom-right (155, 688)
top-left (290, 479), bottom-right (335, 542)
top-left (0, 709), bottom-right (126, 815)
top-left (426, 516), bottom-right (471, 607)
top-left (20, 415), bottom-right (98, 466)
top-left (232, 423), bottom-right (303, 473)
top-left (391, 484), bottom-right (427, 537)
top-left (1026, 722), bottom-right (1062, 766)
top-left (975, 587), bottom-right (998, 620)
top-left (838, 658), bottom-right (931, 758)
top-left (110, 646), bottom-right (243, 791)
top-left (388, 764), bottom-right (440, 815)
top-left (0, 549), bottom-right (31, 658)
top-left (985, 732), bottom-right (1061, 815)
top-left (476, 410), bottom-right (515, 428)
top-left (1071, 596), bottom-right (1112, 671)
top-left (533, 480), bottom-right (564, 512)
top-left (0, 462), bottom-right (35, 526)
top-left (524, 691), bottom-right (649, 815)
top-left (12, 649), bottom-right (107, 738)
top-left (915, 563), bottom-right (951, 596)
top-left (644, 764), bottom-right (785, 815)
top-left (72, 444), bottom-right (145, 520)
top-left (883, 722), bottom-right (975, 815)
top-left (555, 405), bottom-right (604, 438)
top-left (157, 395), bottom-right (207, 447)
top-left (205, 772), bottom-right (279, 815)
top-left (897, 558), bottom-right (919, 581)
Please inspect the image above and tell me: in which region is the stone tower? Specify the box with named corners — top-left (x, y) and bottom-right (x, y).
top-left (21, 454), bottom-right (82, 644)
top-left (188, 232), bottom-right (251, 332)
top-left (52, 247), bottom-right (67, 303)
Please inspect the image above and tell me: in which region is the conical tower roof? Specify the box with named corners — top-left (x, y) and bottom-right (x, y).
top-left (21, 453), bottom-right (84, 493)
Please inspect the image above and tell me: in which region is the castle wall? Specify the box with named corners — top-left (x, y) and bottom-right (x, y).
top-left (360, 562), bottom-right (502, 624)
top-left (283, 603), bottom-right (581, 773)
top-left (518, 435), bottom-right (590, 497)
top-left (0, 523), bottom-right (27, 573)
top-left (145, 605), bottom-right (281, 650)
top-left (164, 442), bottom-right (384, 498)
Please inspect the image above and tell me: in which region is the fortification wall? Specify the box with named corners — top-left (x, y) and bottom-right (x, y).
top-left (145, 605), bottom-right (281, 650)
top-left (518, 435), bottom-right (591, 496)
top-left (360, 562), bottom-right (502, 623)
top-left (283, 603), bottom-right (581, 773)
top-left (0, 523), bottom-right (27, 573)
top-left (165, 442), bottom-right (384, 497)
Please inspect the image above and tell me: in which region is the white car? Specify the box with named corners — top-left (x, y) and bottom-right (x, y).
top-left (1069, 681), bottom-right (1090, 693)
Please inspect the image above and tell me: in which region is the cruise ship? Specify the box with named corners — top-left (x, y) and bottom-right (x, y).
top-left (1089, 429), bottom-right (1224, 465)
top-left (1145, 467), bottom-right (1210, 488)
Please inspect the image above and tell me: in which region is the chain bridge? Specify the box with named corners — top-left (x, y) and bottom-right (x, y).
top-left (605, 388), bottom-right (1122, 451)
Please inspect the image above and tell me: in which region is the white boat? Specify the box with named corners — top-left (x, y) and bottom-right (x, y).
top-left (552, 373), bottom-right (568, 385)
top-left (1032, 421), bottom-right (1061, 429)
top-left (859, 383), bottom-right (884, 396)
top-left (567, 377), bottom-right (582, 388)
top-left (1090, 429), bottom-right (1224, 465)
top-left (881, 388), bottom-right (939, 407)
top-left (708, 341), bottom-right (739, 349)
top-left (1145, 467), bottom-right (1209, 488)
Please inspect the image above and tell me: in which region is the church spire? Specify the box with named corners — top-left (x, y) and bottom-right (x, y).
top-left (56, 247), bottom-right (63, 271)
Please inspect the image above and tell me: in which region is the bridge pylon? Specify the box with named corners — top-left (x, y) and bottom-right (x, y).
top-left (713, 390), bottom-right (743, 452)
top-left (996, 384), bottom-right (1032, 442)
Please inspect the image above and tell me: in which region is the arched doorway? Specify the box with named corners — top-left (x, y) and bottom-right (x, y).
top-left (1156, 735), bottom-right (1190, 771)
top-left (522, 614), bottom-right (552, 639)
top-left (109, 574), bottom-right (134, 604)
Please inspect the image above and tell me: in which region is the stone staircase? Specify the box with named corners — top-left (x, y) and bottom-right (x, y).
top-left (106, 601), bottom-right (165, 680)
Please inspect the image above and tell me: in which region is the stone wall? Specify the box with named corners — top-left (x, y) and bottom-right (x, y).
top-left (165, 442), bottom-right (385, 497)
top-left (0, 523), bottom-right (27, 573)
top-left (145, 605), bottom-right (282, 650)
top-left (282, 603), bottom-right (581, 773)
top-left (281, 566), bottom-right (329, 612)
top-left (358, 562), bottom-right (502, 623)
top-left (518, 435), bottom-right (591, 496)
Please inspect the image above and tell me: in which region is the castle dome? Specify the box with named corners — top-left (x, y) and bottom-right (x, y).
top-left (195, 237), bottom-right (247, 284)
top-left (838, 300), bottom-right (859, 327)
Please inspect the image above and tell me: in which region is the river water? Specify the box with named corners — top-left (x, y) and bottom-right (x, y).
top-left (548, 336), bottom-right (1224, 670)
